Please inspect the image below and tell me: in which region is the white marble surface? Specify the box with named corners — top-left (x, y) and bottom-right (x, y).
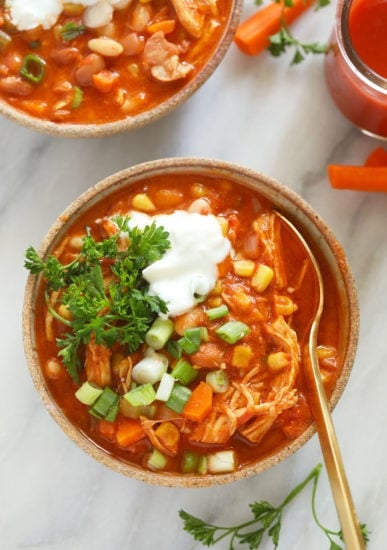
top-left (1, 3), bottom-right (386, 549)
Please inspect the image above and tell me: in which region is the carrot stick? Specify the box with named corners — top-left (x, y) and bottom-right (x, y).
top-left (328, 165), bottom-right (387, 192)
top-left (234, 0), bottom-right (315, 56)
top-left (182, 381), bottom-right (213, 422)
top-left (365, 146), bottom-right (387, 167)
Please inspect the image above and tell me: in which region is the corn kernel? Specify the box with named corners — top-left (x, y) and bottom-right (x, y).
top-left (63, 3), bottom-right (84, 16)
top-left (132, 193), bottom-right (156, 212)
top-left (267, 352), bottom-right (289, 371)
top-left (316, 345), bottom-right (336, 360)
top-left (234, 291), bottom-right (252, 310)
top-left (233, 259), bottom-right (255, 277)
top-left (210, 280), bottom-right (222, 296)
top-left (207, 296), bottom-right (222, 308)
top-left (217, 216), bottom-right (229, 236)
top-left (231, 344), bottom-right (252, 368)
top-left (275, 295), bottom-right (297, 316)
top-left (251, 264), bottom-right (274, 292)
top-left (58, 304), bottom-right (72, 321)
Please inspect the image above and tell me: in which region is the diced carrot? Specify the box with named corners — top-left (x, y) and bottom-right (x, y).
top-left (365, 146), bottom-right (387, 167)
top-left (182, 381), bottom-right (213, 422)
top-left (92, 70), bottom-right (119, 93)
top-left (327, 165), bottom-right (387, 192)
top-left (234, 0), bottom-right (315, 56)
top-left (116, 418), bottom-right (146, 448)
top-left (98, 419), bottom-right (117, 441)
top-left (147, 19), bottom-right (176, 35)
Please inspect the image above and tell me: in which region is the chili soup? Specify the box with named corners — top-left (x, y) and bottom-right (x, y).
top-left (0, 1), bottom-right (240, 135)
top-left (23, 159), bottom-right (359, 486)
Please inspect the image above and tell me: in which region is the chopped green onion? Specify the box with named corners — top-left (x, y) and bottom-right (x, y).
top-left (206, 370), bottom-right (229, 393)
top-left (71, 86), bottom-right (83, 109)
top-left (145, 317), bottom-right (174, 350)
top-left (60, 22), bottom-right (86, 41)
top-left (0, 30), bottom-right (11, 53)
top-left (104, 398), bottom-right (120, 422)
top-left (120, 399), bottom-right (157, 419)
top-left (124, 383), bottom-right (156, 407)
top-left (166, 384), bottom-right (192, 413)
top-left (180, 327), bottom-right (202, 354)
top-left (207, 450), bottom-right (236, 473)
top-left (75, 381), bottom-right (103, 405)
top-left (166, 339), bottom-right (183, 359)
top-left (148, 448), bottom-right (167, 470)
top-left (206, 304), bottom-right (229, 320)
top-left (155, 372), bottom-right (175, 402)
top-left (199, 327), bottom-right (209, 342)
top-left (171, 359), bottom-right (198, 385)
top-left (20, 54), bottom-right (45, 84)
top-left (182, 451), bottom-right (199, 473)
top-left (197, 455), bottom-right (208, 475)
top-left (89, 387), bottom-right (119, 421)
top-left (216, 321), bottom-right (250, 344)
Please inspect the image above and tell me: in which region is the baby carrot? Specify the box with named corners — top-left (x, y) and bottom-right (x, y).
top-left (328, 165), bottom-right (387, 192)
top-left (234, 0), bottom-right (315, 56)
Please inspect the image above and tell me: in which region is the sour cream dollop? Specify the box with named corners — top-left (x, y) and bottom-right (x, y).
top-left (8, 0), bottom-right (131, 31)
top-left (128, 210), bottom-right (231, 317)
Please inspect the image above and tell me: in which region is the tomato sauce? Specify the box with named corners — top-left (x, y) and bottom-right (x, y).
top-left (325, 0), bottom-right (387, 138)
top-left (32, 175), bottom-right (344, 475)
top-left (0, 2), bottom-right (231, 124)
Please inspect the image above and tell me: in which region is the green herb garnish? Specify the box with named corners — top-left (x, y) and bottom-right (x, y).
top-left (179, 464), bottom-right (369, 548)
top-left (25, 216), bottom-right (170, 384)
top-left (60, 22), bottom-right (86, 41)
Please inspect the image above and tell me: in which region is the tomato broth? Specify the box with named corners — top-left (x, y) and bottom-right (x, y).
top-left (30, 175), bottom-right (344, 476)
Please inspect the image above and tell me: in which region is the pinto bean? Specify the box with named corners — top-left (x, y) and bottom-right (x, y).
top-left (75, 53), bottom-right (105, 86)
top-left (0, 76), bottom-right (32, 96)
top-left (51, 47), bottom-right (80, 66)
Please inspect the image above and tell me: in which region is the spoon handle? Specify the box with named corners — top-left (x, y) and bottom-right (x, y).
top-left (306, 340), bottom-right (365, 549)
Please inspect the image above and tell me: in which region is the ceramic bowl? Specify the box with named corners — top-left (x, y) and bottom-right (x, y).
top-left (0, 1), bottom-right (242, 138)
top-left (23, 158), bottom-right (359, 486)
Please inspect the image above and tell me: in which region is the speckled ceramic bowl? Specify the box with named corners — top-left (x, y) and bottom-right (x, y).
top-left (23, 158), bottom-right (359, 486)
top-left (0, 1), bottom-right (242, 138)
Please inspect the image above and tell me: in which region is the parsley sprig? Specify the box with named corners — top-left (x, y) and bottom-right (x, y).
top-left (266, 0), bottom-right (330, 64)
top-left (180, 464), bottom-right (369, 549)
top-left (25, 216), bottom-right (170, 384)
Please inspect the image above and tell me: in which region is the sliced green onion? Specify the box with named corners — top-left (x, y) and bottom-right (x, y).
top-left (207, 450), bottom-right (236, 473)
top-left (155, 372), bottom-right (175, 402)
top-left (216, 321), bottom-right (250, 344)
top-left (166, 339), bottom-right (183, 359)
top-left (180, 327), bottom-right (202, 354)
top-left (71, 86), bottom-right (83, 109)
top-left (124, 383), bottom-right (156, 407)
top-left (182, 451), bottom-right (199, 473)
top-left (166, 384), bottom-right (192, 413)
top-left (132, 352), bottom-right (168, 385)
top-left (75, 381), bottom-right (103, 405)
top-left (0, 30), bottom-right (11, 53)
top-left (171, 359), bottom-right (198, 385)
top-left (89, 387), bottom-right (119, 420)
top-left (60, 22), bottom-right (86, 41)
top-left (206, 370), bottom-right (229, 393)
top-left (120, 399), bottom-right (157, 419)
top-left (206, 304), bottom-right (229, 320)
top-left (145, 317), bottom-right (174, 350)
top-left (20, 54), bottom-right (45, 84)
top-left (148, 448), bottom-right (167, 470)
top-left (199, 327), bottom-right (209, 342)
top-left (197, 455), bottom-right (208, 475)
top-left (104, 398), bottom-right (120, 422)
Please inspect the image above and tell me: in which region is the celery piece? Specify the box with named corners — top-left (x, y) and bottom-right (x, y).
top-left (75, 381), bottom-right (103, 405)
top-left (215, 321), bottom-right (250, 344)
top-left (166, 384), bottom-right (192, 413)
top-left (182, 451), bottom-right (199, 473)
top-left (206, 304), bottom-right (229, 320)
top-left (145, 317), bottom-right (174, 350)
top-left (148, 448), bottom-right (167, 470)
top-left (171, 359), bottom-right (198, 385)
top-left (124, 383), bottom-right (156, 407)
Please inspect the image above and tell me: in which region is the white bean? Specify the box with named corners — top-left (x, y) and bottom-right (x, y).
top-left (88, 37), bottom-right (124, 57)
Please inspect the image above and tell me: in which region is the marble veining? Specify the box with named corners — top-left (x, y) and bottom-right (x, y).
top-left (0, 2), bottom-right (386, 549)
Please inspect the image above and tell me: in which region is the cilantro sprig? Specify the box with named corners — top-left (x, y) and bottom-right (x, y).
top-left (180, 464), bottom-right (369, 549)
top-left (25, 216), bottom-right (170, 384)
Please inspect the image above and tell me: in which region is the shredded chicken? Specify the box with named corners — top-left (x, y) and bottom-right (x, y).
top-left (143, 32), bottom-right (193, 82)
top-left (85, 334), bottom-right (112, 387)
top-left (170, 0), bottom-right (206, 37)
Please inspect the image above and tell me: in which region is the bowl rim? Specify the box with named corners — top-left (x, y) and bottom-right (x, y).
top-left (22, 157), bottom-right (360, 487)
top-left (0, 0), bottom-right (243, 138)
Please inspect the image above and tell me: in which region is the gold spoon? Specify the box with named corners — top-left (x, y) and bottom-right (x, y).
top-left (275, 211), bottom-right (365, 549)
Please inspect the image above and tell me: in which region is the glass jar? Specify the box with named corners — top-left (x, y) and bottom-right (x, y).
top-left (324, 0), bottom-right (387, 139)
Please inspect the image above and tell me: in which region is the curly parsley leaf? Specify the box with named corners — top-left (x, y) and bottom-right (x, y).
top-left (25, 216), bottom-right (171, 383)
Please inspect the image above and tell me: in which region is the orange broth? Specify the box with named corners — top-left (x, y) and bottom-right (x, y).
top-left (33, 175), bottom-right (343, 475)
top-left (0, 2), bottom-right (231, 123)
